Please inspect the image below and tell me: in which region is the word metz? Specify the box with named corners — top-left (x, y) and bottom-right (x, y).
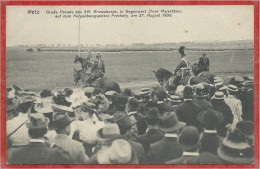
top-left (27, 10), bottom-right (40, 14)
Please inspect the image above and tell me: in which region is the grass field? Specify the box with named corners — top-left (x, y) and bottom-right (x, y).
top-left (6, 48), bottom-right (254, 92)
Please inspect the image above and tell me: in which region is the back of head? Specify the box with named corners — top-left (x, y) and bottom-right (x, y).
top-left (183, 86), bottom-right (194, 99)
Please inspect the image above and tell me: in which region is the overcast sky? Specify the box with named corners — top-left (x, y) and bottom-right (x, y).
top-left (6, 5), bottom-right (254, 46)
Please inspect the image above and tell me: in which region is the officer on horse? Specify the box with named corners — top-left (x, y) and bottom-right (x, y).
top-left (169, 46), bottom-right (191, 87)
top-left (85, 52), bottom-right (106, 86)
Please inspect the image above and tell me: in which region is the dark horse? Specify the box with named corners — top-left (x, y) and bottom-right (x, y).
top-left (191, 63), bottom-right (215, 83)
top-left (153, 68), bottom-right (210, 90)
top-left (73, 68), bottom-right (121, 94)
top-left (74, 54), bottom-right (92, 72)
top-left (27, 48), bottom-right (33, 52)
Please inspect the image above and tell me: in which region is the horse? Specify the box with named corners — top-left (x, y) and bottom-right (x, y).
top-left (27, 48), bottom-right (33, 52)
top-left (73, 68), bottom-right (121, 94)
top-left (74, 54), bottom-right (92, 72)
top-left (191, 63), bottom-right (215, 83)
top-left (153, 68), bottom-right (211, 91)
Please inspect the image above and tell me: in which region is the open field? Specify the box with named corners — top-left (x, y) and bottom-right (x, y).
top-left (6, 48), bottom-right (254, 92)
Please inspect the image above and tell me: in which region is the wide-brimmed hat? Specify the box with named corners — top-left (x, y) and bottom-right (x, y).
top-left (198, 109), bottom-right (223, 129)
top-left (227, 85), bottom-right (238, 92)
top-left (215, 82), bottom-right (224, 88)
top-left (6, 98), bottom-right (20, 111)
top-left (20, 96), bottom-right (36, 104)
top-left (97, 139), bottom-right (139, 164)
top-left (40, 89), bottom-right (52, 98)
top-left (52, 112), bottom-right (74, 130)
top-left (52, 104), bottom-right (74, 117)
top-left (177, 126), bottom-right (200, 151)
top-left (211, 91), bottom-right (225, 100)
top-left (80, 102), bottom-right (97, 114)
top-left (217, 130), bottom-right (254, 164)
top-left (140, 88), bottom-right (150, 92)
top-left (159, 112), bottom-right (186, 132)
top-left (183, 86), bottom-right (193, 98)
top-left (34, 98), bottom-right (53, 114)
top-left (106, 112), bottom-right (136, 134)
top-left (97, 123), bottom-right (121, 140)
top-left (236, 121), bottom-right (254, 136)
top-left (26, 113), bottom-right (50, 129)
top-left (234, 76), bottom-right (244, 83)
top-left (105, 91), bottom-right (118, 97)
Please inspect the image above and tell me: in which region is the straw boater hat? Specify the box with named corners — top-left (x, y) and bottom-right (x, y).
top-left (34, 98), bottom-right (53, 114)
top-left (83, 87), bottom-right (95, 94)
top-left (177, 126), bottom-right (200, 151)
top-left (140, 88), bottom-right (150, 92)
top-left (217, 130), bottom-right (254, 164)
top-left (159, 112), bottom-right (186, 133)
top-left (167, 95), bottom-right (182, 103)
top-left (227, 84), bottom-right (238, 92)
top-left (26, 113), bottom-right (50, 129)
top-left (97, 139), bottom-right (139, 164)
top-left (211, 91), bottom-right (225, 100)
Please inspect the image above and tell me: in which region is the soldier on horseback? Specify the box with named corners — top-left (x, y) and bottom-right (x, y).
top-left (85, 52), bottom-right (106, 86)
top-left (169, 46), bottom-right (191, 87)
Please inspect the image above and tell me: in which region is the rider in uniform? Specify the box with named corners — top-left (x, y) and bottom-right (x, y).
top-left (85, 52), bottom-right (105, 86)
top-left (198, 51), bottom-right (209, 74)
top-left (169, 46), bottom-right (190, 87)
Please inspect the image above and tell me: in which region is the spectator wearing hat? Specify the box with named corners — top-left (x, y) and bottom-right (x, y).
top-left (107, 112), bottom-right (146, 164)
top-left (211, 92), bottom-right (233, 137)
top-left (166, 126), bottom-right (200, 164)
top-left (176, 86), bottom-right (204, 131)
top-left (194, 83), bottom-right (212, 111)
top-left (198, 51), bottom-right (209, 73)
top-left (8, 113), bottom-right (73, 164)
top-left (52, 113), bottom-right (89, 163)
top-left (166, 126), bottom-right (221, 164)
top-left (167, 95), bottom-right (182, 111)
top-left (147, 112), bottom-right (185, 164)
top-left (7, 96), bottom-right (35, 148)
top-left (224, 85), bottom-right (243, 130)
top-left (135, 107), bottom-right (163, 153)
top-left (95, 139), bottom-right (139, 164)
top-left (86, 123), bottom-right (122, 163)
top-left (198, 110), bottom-right (223, 155)
top-left (71, 102), bottom-right (104, 157)
top-left (217, 129), bottom-right (254, 164)
top-left (123, 88), bottom-right (135, 97)
top-left (126, 97), bottom-right (147, 135)
top-left (153, 88), bottom-right (174, 115)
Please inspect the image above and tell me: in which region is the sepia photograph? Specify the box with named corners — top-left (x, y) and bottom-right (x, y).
top-left (2, 1), bottom-right (258, 167)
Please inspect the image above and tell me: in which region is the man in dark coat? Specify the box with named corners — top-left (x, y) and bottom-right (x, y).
top-left (211, 92), bottom-right (233, 137)
top-left (176, 86), bottom-right (204, 131)
top-left (166, 126), bottom-right (221, 164)
top-left (147, 112), bottom-right (185, 164)
top-left (198, 51), bottom-right (209, 73)
top-left (198, 109), bottom-right (223, 155)
top-left (135, 107), bottom-right (164, 153)
top-left (8, 113), bottom-right (73, 164)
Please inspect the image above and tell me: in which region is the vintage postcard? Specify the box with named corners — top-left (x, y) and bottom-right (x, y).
top-left (0, 1), bottom-right (259, 168)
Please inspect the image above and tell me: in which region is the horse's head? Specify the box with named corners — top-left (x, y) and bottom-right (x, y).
top-left (192, 63), bottom-right (199, 76)
top-left (73, 68), bottom-right (81, 85)
top-left (74, 55), bottom-right (79, 64)
top-left (153, 68), bottom-right (173, 85)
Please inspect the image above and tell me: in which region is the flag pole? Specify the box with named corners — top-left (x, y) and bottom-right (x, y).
top-left (78, 18), bottom-right (81, 57)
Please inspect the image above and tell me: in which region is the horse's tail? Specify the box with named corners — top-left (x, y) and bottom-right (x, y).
top-left (113, 82), bottom-right (121, 94)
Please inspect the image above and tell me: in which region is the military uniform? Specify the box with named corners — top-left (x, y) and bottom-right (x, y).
top-left (170, 57), bottom-right (190, 86)
top-left (198, 56), bottom-right (209, 73)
